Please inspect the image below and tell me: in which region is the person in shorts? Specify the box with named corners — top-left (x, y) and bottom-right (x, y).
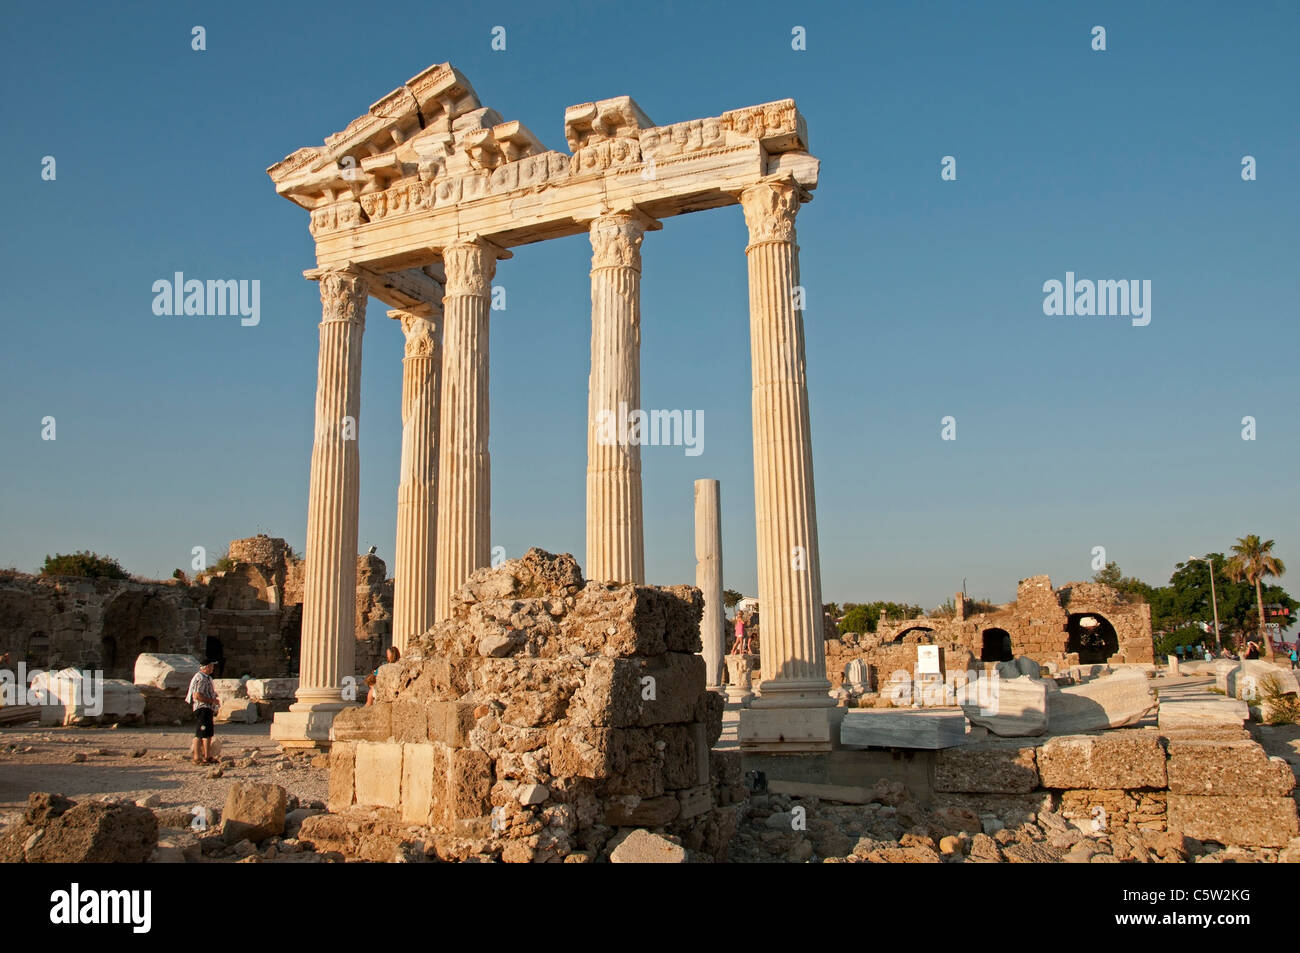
top-left (185, 660), bottom-right (220, 764)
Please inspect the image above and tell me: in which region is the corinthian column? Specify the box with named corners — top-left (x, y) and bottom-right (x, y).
top-left (695, 479), bottom-right (725, 689)
top-left (586, 209), bottom-right (656, 584)
top-left (273, 269), bottom-right (367, 748)
top-left (435, 237), bottom-right (503, 620)
top-left (391, 303), bottom-right (443, 653)
top-left (738, 180), bottom-right (833, 719)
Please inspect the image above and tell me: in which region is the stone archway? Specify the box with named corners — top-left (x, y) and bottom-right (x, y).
top-left (981, 627), bottom-right (1014, 662)
top-left (1066, 612), bottom-right (1119, 664)
top-left (101, 592), bottom-right (180, 679)
top-left (893, 626), bottom-right (935, 645)
top-left (0, 590), bottom-right (52, 665)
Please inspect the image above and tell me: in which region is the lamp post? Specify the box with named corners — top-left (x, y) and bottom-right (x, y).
top-left (1190, 555), bottom-right (1222, 651)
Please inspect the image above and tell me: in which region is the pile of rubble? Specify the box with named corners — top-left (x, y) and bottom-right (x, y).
top-left (313, 549), bottom-right (741, 862)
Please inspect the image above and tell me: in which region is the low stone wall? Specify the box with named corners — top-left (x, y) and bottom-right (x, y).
top-left (321, 549), bottom-right (739, 862)
top-left (932, 729), bottom-right (1298, 848)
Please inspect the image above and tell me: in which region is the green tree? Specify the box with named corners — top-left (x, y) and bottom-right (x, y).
top-left (723, 589), bottom-right (743, 610)
top-left (40, 551), bottom-right (129, 580)
top-left (1225, 535), bottom-right (1287, 659)
top-left (837, 601), bottom-right (925, 635)
top-left (1092, 561), bottom-right (1156, 602)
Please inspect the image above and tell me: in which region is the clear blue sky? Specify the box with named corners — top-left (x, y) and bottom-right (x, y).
top-left (2, 0), bottom-right (1296, 609)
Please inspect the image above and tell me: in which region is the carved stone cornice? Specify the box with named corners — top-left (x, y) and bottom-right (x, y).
top-left (442, 238), bottom-right (504, 297)
top-left (589, 211), bottom-right (655, 272)
top-left (740, 181), bottom-right (800, 246)
top-left (317, 270), bottom-right (369, 325)
top-left (389, 308), bottom-right (440, 359)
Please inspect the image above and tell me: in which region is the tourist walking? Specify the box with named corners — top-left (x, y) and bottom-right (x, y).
top-left (185, 660), bottom-right (220, 765)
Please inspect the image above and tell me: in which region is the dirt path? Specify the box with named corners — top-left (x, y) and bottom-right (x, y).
top-left (0, 722), bottom-right (328, 825)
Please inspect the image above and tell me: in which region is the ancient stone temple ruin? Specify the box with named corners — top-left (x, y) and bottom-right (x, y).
top-left (266, 62), bottom-right (831, 749)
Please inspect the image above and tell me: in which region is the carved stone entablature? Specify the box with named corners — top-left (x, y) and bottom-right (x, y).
top-left (309, 200), bottom-right (365, 237)
top-left (564, 96), bottom-right (655, 152)
top-left (270, 62), bottom-right (820, 274)
top-left (720, 100), bottom-right (808, 153)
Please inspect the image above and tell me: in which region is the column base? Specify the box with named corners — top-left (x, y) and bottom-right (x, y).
top-left (739, 706), bottom-right (843, 753)
top-left (271, 692), bottom-right (358, 750)
top-left (750, 677), bottom-right (836, 710)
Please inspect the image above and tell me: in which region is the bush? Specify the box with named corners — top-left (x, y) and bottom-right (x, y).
top-left (40, 551), bottom-right (129, 580)
top-left (1258, 675), bottom-right (1300, 725)
top-left (1155, 626), bottom-right (1208, 658)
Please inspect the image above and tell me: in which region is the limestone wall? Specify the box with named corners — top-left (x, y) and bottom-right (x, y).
top-left (0, 535), bottom-right (392, 682)
top-left (932, 729), bottom-right (1298, 848)
top-left (323, 549), bottom-right (740, 862)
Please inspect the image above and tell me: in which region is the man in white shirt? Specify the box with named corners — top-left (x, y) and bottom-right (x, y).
top-left (185, 660), bottom-right (220, 765)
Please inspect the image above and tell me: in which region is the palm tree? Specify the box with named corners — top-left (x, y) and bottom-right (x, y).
top-left (1225, 535), bottom-right (1286, 660)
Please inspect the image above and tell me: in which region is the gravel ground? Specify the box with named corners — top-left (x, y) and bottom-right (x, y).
top-left (0, 721), bottom-right (328, 828)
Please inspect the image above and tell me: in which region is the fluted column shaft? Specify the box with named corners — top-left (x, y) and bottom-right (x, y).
top-left (587, 211), bottom-right (650, 584)
top-left (295, 270), bottom-right (367, 710)
top-left (435, 239), bottom-right (497, 620)
top-left (392, 305), bottom-right (443, 653)
top-left (695, 479), bottom-right (725, 688)
top-left (741, 182), bottom-right (831, 708)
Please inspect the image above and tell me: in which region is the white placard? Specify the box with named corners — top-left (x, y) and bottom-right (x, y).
top-left (916, 645), bottom-right (941, 675)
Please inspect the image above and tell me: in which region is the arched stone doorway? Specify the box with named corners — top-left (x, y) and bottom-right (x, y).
top-left (893, 626), bottom-right (935, 644)
top-left (101, 592), bottom-right (180, 679)
top-left (1066, 612), bottom-right (1119, 664)
top-left (981, 627), bottom-right (1014, 662)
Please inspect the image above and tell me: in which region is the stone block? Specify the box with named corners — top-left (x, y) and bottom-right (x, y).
top-left (1157, 698), bottom-right (1248, 730)
top-left (329, 741), bottom-right (356, 813)
top-left (548, 725), bottom-right (621, 779)
top-left (840, 708), bottom-right (967, 750)
top-left (1047, 670), bottom-right (1155, 733)
top-left (245, 677), bottom-right (299, 702)
top-left (1231, 660), bottom-right (1300, 700)
top-left (739, 706), bottom-right (840, 752)
top-left (221, 782), bottom-right (287, 844)
top-left (609, 828), bottom-right (686, 863)
top-left (400, 742), bottom-right (441, 826)
top-left (133, 654), bottom-right (200, 693)
top-left (429, 700), bottom-right (478, 744)
top-left (448, 749), bottom-right (492, 820)
top-left (213, 678), bottom-right (246, 699)
top-left (354, 742), bottom-right (404, 809)
top-left (604, 795), bottom-right (681, 827)
top-left (391, 699), bottom-right (429, 743)
top-left (1037, 734), bottom-right (1166, 790)
top-left (501, 691), bottom-right (566, 728)
top-left (933, 745), bottom-right (1039, 793)
top-left (1166, 740), bottom-right (1295, 797)
top-left (677, 784), bottom-right (714, 819)
top-left (331, 704), bottom-right (392, 742)
top-left (579, 652), bottom-right (704, 727)
top-left (1167, 794), bottom-right (1299, 847)
top-left (214, 697), bottom-right (258, 724)
top-left (960, 676), bottom-right (1047, 737)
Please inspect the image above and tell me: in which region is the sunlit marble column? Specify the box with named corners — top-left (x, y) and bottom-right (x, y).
top-left (586, 210), bottom-right (656, 584)
top-left (273, 268), bottom-right (367, 748)
top-left (391, 301), bottom-right (443, 653)
top-left (435, 237), bottom-right (505, 620)
top-left (737, 180), bottom-right (836, 751)
top-left (695, 478), bottom-right (725, 689)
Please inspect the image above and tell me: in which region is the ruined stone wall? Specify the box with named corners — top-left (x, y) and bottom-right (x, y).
top-left (854, 575), bottom-right (1154, 677)
top-left (323, 549), bottom-right (738, 863)
top-left (0, 572), bottom-right (201, 677)
top-left (0, 536), bottom-right (393, 681)
top-left (932, 729), bottom-right (1298, 848)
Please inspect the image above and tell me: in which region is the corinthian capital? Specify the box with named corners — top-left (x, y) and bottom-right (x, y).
top-left (318, 270), bottom-right (369, 325)
top-left (442, 238), bottom-right (501, 297)
top-left (389, 308), bottom-right (441, 359)
top-left (740, 181), bottom-right (800, 245)
top-left (589, 211), bottom-right (653, 272)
